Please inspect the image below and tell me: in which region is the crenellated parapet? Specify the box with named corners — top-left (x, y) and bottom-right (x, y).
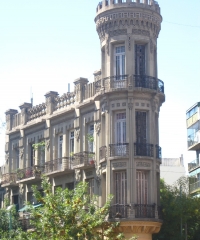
top-left (95, 0), bottom-right (162, 43)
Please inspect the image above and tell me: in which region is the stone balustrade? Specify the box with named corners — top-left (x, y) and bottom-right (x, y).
top-left (54, 92), bottom-right (76, 110)
top-left (27, 103), bottom-right (47, 121)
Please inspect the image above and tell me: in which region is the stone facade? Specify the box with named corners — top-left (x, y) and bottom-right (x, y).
top-left (1, 0), bottom-right (165, 239)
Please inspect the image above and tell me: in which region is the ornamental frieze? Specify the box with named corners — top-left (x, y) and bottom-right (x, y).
top-left (112, 162), bottom-right (127, 168)
top-left (136, 162), bottom-right (151, 168)
top-left (132, 29), bottom-right (150, 37)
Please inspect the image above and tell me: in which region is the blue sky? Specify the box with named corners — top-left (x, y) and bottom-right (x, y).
top-left (0, 0), bottom-right (200, 166)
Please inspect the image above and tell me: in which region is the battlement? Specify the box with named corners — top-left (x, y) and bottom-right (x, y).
top-left (96, 0), bottom-right (160, 15)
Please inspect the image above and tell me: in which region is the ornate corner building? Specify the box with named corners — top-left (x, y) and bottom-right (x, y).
top-left (1, 0), bottom-right (165, 239)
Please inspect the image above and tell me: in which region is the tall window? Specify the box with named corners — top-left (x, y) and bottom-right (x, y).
top-left (115, 46), bottom-right (125, 78)
top-left (114, 171), bottom-right (127, 204)
top-left (136, 171), bottom-right (148, 204)
top-left (116, 113), bottom-right (126, 144)
top-left (38, 145), bottom-right (45, 166)
top-left (136, 111), bottom-right (147, 143)
top-left (15, 149), bottom-right (19, 169)
top-left (135, 44), bottom-right (146, 75)
top-left (30, 145), bottom-right (34, 167)
top-left (58, 135), bottom-right (63, 158)
top-left (88, 124), bottom-right (94, 152)
top-left (69, 131), bottom-right (74, 155)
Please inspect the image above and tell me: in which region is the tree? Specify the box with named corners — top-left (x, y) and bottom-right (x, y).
top-left (21, 177), bottom-right (137, 240)
top-left (153, 177), bottom-right (200, 240)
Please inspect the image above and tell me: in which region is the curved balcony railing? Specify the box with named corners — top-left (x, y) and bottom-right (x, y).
top-left (104, 75), bottom-right (128, 90)
top-left (134, 143), bottom-right (154, 157)
top-left (1, 173), bottom-right (17, 185)
top-left (109, 143), bottom-right (129, 157)
top-left (134, 204), bottom-right (156, 218)
top-left (109, 204), bottom-right (131, 219)
top-left (73, 151), bottom-right (95, 168)
top-left (155, 145), bottom-right (162, 159)
top-left (17, 166), bottom-right (44, 181)
top-left (134, 75), bottom-right (164, 93)
top-left (44, 157), bottom-right (73, 174)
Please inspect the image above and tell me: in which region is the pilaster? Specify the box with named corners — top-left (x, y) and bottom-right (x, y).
top-left (45, 91), bottom-right (58, 115)
top-left (5, 109), bottom-right (18, 131)
top-left (73, 77), bottom-right (88, 103)
top-left (19, 102), bottom-right (32, 125)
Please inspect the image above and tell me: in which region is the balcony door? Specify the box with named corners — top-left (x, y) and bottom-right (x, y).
top-left (115, 113), bottom-right (126, 156)
top-left (135, 44), bottom-right (146, 76)
top-left (136, 171), bottom-right (148, 204)
top-left (114, 46), bottom-right (125, 87)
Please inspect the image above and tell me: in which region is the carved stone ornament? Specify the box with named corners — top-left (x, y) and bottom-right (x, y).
top-left (75, 169), bottom-right (81, 182)
top-left (136, 162), bottom-right (151, 168)
top-left (75, 128), bottom-right (80, 141)
top-left (128, 103), bottom-right (133, 109)
top-left (5, 153), bottom-right (9, 163)
top-left (46, 139), bottom-right (50, 150)
top-left (20, 148), bottom-right (24, 160)
top-left (95, 164), bottom-right (101, 187)
top-left (112, 162), bottom-right (127, 168)
top-left (95, 122), bottom-right (101, 135)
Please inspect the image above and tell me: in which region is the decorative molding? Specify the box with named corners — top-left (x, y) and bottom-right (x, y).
top-left (75, 128), bottom-right (80, 141)
top-left (112, 162), bottom-right (127, 168)
top-left (46, 139), bottom-right (50, 151)
top-left (128, 103), bottom-right (133, 109)
top-left (95, 122), bottom-right (101, 135)
top-left (20, 148), bottom-right (24, 160)
top-left (128, 34), bottom-right (131, 51)
top-left (132, 29), bottom-right (150, 37)
top-left (136, 162), bottom-right (151, 168)
top-left (109, 29), bottom-right (127, 37)
top-left (75, 169), bottom-right (81, 182)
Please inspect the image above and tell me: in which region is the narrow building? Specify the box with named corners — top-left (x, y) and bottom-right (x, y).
top-left (2, 0), bottom-right (165, 239)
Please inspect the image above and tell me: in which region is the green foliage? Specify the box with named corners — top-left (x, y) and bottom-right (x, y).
top-left (87, 133), bottom-right (94, 143)
top-left (32, 141), bottom-right (45, 151)
top-left (153, 177), bottom-right (200, 240)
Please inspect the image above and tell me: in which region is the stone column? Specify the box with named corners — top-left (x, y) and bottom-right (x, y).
top-left (73, 77), bottom-right (88, 103)
top-left (19, 102), bottom-right (32, 125)
top-left (5, 109), bottom-right (18, 131)
top-left (45, 91), bottom-right (58, 115)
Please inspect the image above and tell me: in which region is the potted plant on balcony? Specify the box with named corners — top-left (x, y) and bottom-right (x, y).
top-left (16, 169), bottom-right (24, 180)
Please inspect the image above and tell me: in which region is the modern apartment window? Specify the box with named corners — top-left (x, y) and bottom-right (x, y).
top-left (86, 178), bottom-right (94, 199)
top-left (88, 124), bottom-right (94, 152)
top-left (116, 113), bottom-right (126, 144)
top-left (136, 171), bottom-right (148, 204)
top-left (115, 46), bottom-right (125, 78)
top-left (136, 111), bottom-right (147, 143)
top-left (58, 135), bottom-right (63, 158)
top-left (69, 131), bottom-right (74, 155)
top-left (135, 44), bottom-right (146, 75)
top-left (114, 171), bottom-right (127, 204)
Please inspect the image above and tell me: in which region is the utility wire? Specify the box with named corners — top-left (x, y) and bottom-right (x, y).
top-left (164, 20), bottom-right (200, 28)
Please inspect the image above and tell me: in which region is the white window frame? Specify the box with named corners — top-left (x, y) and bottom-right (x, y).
top-left (115, 112), bottom-right (126, 144)
top-left (114, 45), bottom-right (126, 78)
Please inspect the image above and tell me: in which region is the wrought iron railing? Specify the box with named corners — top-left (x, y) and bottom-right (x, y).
top-left (134, 204), bottom-right (156, 218)
top-left (134, 143), bottom-right (154, 157)
top-left (133, 75), bottom-right (164, 93)
top-left (99, 146), bottom-right (107, 160)
top-left (155, 145), bottom-right (162, 159)
top-left (109, 143), bottom-right (129, 157)
top-left (73, 151), bottom-right (95, 167)
top-left (1, 173), bottom-right (17, 185)
top-left (17, 166), bottom-right (44, 181)
top-left (188, 159), bottom-right (200, 172)
top-left (104, 75), bottom-right (128, 90)
top-left (109, 204), bottom-right (131, 219)
top-left (44, 157), bottom-right (72, 174)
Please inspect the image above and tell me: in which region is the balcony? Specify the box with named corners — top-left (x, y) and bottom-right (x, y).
top-left (134, 75), bottom-right (164, 93)
top-left (73, 151), bottom-right (95, 169)
top-left (99, 146), bottom-right (107, 162)
top-left (134, 143), bottom-right (154, 157)
top-left (189, 180), bottom-right (200, 194)
top-left (109, 204), bottom-right (160, 220)
top-left (109, 143), bottom-right (129, 157)
top-left (155, 145), bottom-right (162, 160)
top-left (134, 204), bottom-right (156, 218)
top-left (1, 173), bottom-right (17, 187)
top-left (104, 75), bottom-right (128, 91)
top-left (44, 157), bottom-right (73, 176)
top-left (16, 166), bottom-right (44, 183)
top-left (188, 131), bottom-right (200, 150)
top-left (188, 159), bottom-right (200, 172)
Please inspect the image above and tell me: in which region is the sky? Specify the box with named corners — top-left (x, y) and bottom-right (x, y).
top-left (0, 0), bottom-right (200, 168)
